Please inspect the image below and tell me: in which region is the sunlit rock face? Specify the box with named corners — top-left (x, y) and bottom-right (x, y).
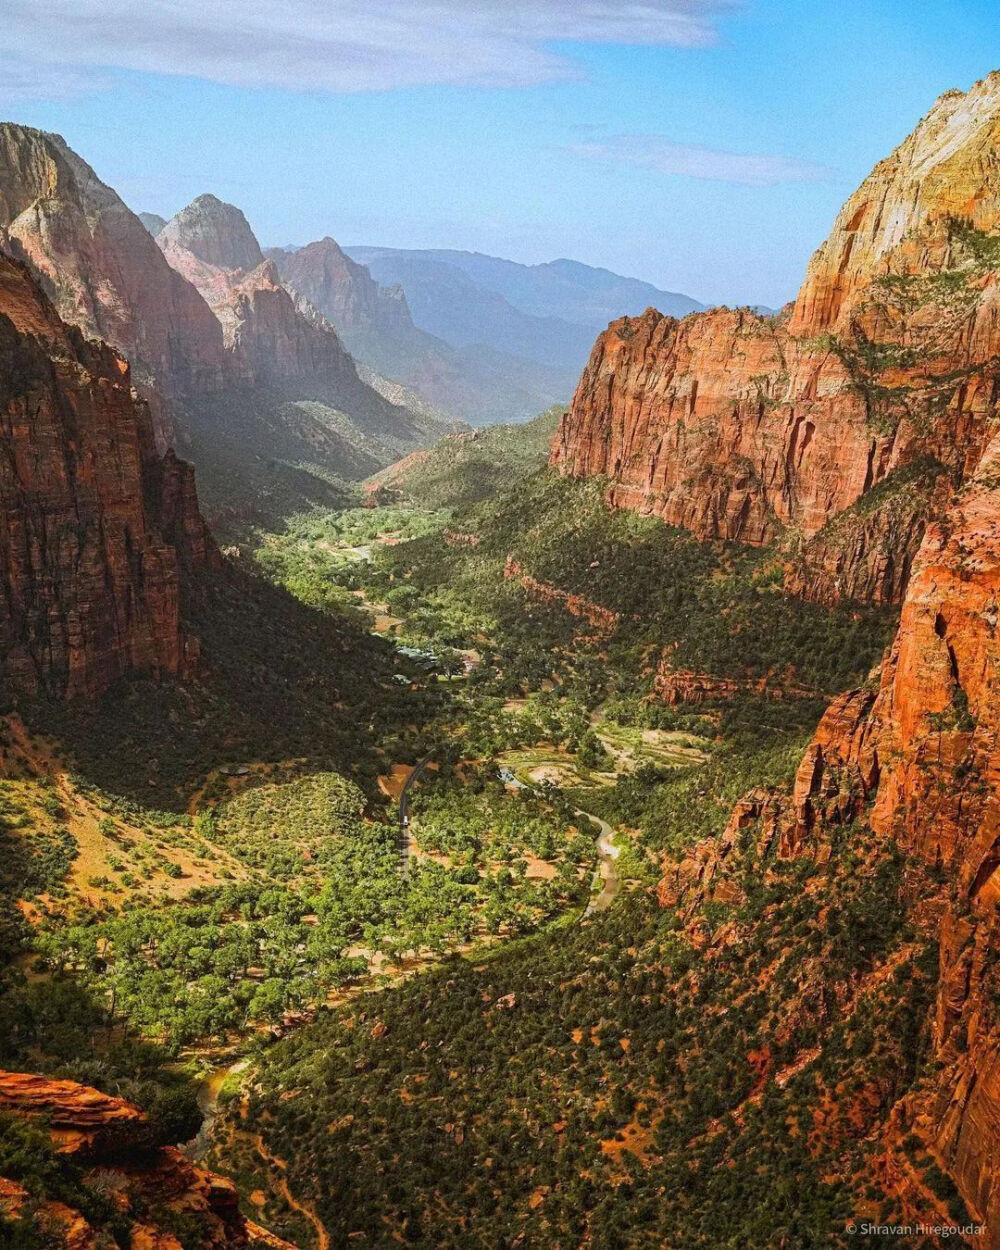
top-left (553, 72), bottom-right (1000, 607)
top-left (0, 123), bottom-right (230, 450)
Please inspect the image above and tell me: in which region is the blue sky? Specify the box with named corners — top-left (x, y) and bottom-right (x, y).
top-left (5, 0), bottom-right (1000, 308)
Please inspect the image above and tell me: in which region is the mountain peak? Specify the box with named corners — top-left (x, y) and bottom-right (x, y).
top-left (159, 193), bottom-right (264, 272)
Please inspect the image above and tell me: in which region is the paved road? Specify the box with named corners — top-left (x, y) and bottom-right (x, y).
top-left (398, 751), bottom-right (434, 873)
top-left (580, 810), bottom-right (621, 917)
top-left (498, 768), bottom-right (621, 920)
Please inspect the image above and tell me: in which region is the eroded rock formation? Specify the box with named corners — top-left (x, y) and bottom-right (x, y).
top-left (0, 252), bottom-right (213, 698)
top-left (552, 71), bottom-right (1000, 606)
top-left (157, 193), bottom-right (459, 463)
top-left (0, 1070), bottom-right (292, 1248)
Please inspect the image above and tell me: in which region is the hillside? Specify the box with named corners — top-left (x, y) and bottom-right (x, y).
top-left (366, 405), bottom-right (563, 509)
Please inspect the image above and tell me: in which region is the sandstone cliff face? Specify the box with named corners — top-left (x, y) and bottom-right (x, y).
top-left (553, 72), bottom-right (1000, 606)
top-left (0, 126), bottom-right (453, 493)
top-left (789, 73), bottom-right (1000, 339)
top-left (0, 253), bottom-right (212, 699)
top-left (159, 193), bottom-right (264, 274)
top-left (0, 1070), bottom-right (293, 1248)
top-left (0, 124), bottom-right (228, 448)
top-left (787, 433), bottom-right (1000, 1243)
top-left (158, 194), bottom-right (458, 467)
top-left (664, 434), bottom-right (1000, 1242)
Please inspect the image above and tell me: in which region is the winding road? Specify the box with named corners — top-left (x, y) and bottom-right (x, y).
top-left (498, 767), bottom-right (621, 920)
top-left (581, 811), bottom-right (621, 917)
top-left (397, 750), bottom-right (434, 874)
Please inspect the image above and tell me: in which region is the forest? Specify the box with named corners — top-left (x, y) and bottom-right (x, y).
top-left (1, 417), bottom-right (918, 1247)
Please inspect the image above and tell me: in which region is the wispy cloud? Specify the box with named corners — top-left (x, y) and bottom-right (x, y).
top-left (567, 134), bottom-right (829, 186)
top-left (2, 1), bottom-right (734, 101)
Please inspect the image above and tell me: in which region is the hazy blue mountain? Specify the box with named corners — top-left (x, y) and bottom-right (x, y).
top-left (346, 246), bottom-right (705, 334)
top-left (138, 211), bottom-right (167, 235)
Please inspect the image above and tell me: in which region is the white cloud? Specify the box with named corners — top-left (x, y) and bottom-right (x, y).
top-left (567, 134), bottom-right (829, 186)
top-left (2, 1), bottom-right (733, 99)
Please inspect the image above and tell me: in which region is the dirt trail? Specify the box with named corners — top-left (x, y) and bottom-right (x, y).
top-left (254, 1134), bottom-right (330, 1250)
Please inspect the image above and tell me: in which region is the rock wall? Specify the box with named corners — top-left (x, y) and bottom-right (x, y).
top-left (0, 253), bottom-right (213, 699)
top-left (0, 123), bottom-right (229, 449)
top-left (552, 72), bottom-right (1000, 606)
top-left (664, 433), bottom-right (1000, 1242)
top-left (158, 195), bottom-right (454, 445)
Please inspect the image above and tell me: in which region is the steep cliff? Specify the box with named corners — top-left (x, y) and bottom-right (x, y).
top-left (0, 124), bottom-right (228, 448)
top-left (0, 252), bottom-right (212, 699)
top-left (158, 195), bottom-right (460, 476)
top-left (0, 126), bottom-right (451, 509)
top-left (659, 429), bottom-right (1000, 1241)
top-left (553, 72), bottom-right (1000, 605)
top-left (0, 1070), bottom-right (292, 1247)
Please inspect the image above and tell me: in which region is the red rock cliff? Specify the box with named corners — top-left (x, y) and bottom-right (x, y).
top-left (667, 431), bottom-right (1000, 1242)
top-left (0, 124), bottom-right (230, 450)
top-left (552, 72), bottom-right (1000, 604)
top-left (0, 1070), bottom-right (292, 1248)
top-left (0, 253), bottom-right (213, 699)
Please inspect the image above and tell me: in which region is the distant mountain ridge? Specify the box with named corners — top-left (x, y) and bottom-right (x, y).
top-left (346, 246), bottom-right (705, 331)
top-left (266, 241), bottom-right (703, 426)
top-left (266, 237), bottom-right (574, 425)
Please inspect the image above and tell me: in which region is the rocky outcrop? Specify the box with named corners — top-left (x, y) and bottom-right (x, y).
top-left (789, 75), bottom-right (1000, 339)
top-left (664, 430), bottom-right (1000, 1242)
top-left (0, 252), bottom-right (213, 699)
top-left (159, 194), bottom-right (264, 274)
top-left (0, 123), bottom-right (229, 449)
top-left (553, 72), bottom-right (1000, 606)
top-left (552, 305), bottom-right (890, 546)
top-left (158, 195), bottom-right (459, 464)
top-left (0, 1070), bottom-right (149, 1155)
top-left (795, 433), bottom-right (1000, 1242)
top-left (0, 1070), bottom-right (294, 1248)
top-left (503, 555), bottom-right (620, 638)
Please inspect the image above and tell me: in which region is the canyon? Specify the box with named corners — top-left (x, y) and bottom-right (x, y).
top-left (2, 64), bottom-right (1000, 1250)
top-left (268, 236), bottom-right (575, 426)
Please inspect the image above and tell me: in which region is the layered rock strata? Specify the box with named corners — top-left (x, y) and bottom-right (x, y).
top-left (0, 252), bottom-right (213, 698)
top-left (552, 72), bottom-right (1000, 606)
top-left (0, 1070), bottom-right (293, 1248)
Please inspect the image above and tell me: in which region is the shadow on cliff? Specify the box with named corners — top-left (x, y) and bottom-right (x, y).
top-left (16, 564), bottom-right (437, 811)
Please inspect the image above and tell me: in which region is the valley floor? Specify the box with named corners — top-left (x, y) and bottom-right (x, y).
top-left (2, 449), bottom-right (955, 1248)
